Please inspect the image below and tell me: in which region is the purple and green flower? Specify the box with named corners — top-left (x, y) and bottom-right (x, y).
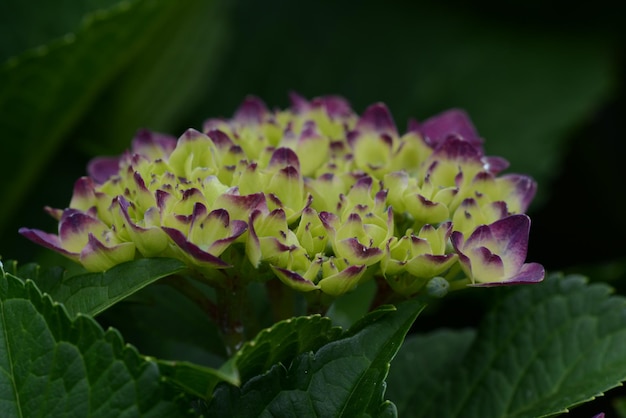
top-left (20, 93), bottom-right (544, 299)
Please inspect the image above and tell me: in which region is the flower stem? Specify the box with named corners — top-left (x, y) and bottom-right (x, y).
top-left (369, 275), bottom-right (401, 310)
top-left (448, 277), bottom-right (471, 291)
top-left (266, 279), bottom-right (298, 321)
top-left (305, 289), bottom-right (333, 316)
top-left (214, 276), bottom-right (249, 357)
top-left (163, 275), bottom-right (219, 323)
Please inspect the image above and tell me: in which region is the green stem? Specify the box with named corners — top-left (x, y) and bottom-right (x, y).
top-left (164, 275), bottom-right (219, 323)
top-left (369, 275), bottom-right (403, 310)
top-left (449, 277), bottom-right (471, 291)
top-left (305, 289), bottom-right (334, 316)
top-left (214, 276), bottom-right (249, 357)
top-left (266, 279), bottom-right (298, 322)
top-left (443, 262), bottom-right (463, 282)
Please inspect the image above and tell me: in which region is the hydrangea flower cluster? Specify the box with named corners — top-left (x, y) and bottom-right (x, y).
top-left (20, 94), bottom-right (544, 297)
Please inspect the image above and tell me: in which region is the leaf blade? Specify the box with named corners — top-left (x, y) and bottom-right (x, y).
top-left (10, 258), bottom-right (187, 317)
top-left (207, 299), bottom-right (426, 417)
top-left (157, 359), bottom-right (240, 400)
top-left (385, 329), bottom-right (477, 417)
top-left (0, 0), bottom-right (229, 238)
top-left (417, 275), bottom-right (626, 418)
top-left (232, 314), bottom-right (343, 384)
top-left (0, 265), bottom-right (192, 417)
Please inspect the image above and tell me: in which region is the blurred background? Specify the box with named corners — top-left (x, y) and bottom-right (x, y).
top-left (1, 0), bottom-right (625, 414)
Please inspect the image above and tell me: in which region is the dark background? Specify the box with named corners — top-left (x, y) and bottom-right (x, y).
top-left (2, 0), bottom-right (625, 415)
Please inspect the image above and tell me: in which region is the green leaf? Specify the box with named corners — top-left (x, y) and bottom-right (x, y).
top-left (0, 264), bottom-right (192, 417)
top-left (0, 0), bottom-right (120, 60)
top-left (157, 359), bottom-right (239, 401)
top-left (8, 258), bottom-right (187, 317)
top-left (385, 329), bottom-right (476, 417)
top-left (74, 0), bottom-right (230, 156)
top-left (326, 278), bottom-right (377, 329)
top-left (207, 299), bottom-right (426, 417)
top-left (0, 0), bottom-right (228, 236)
top-left (97, 280), bottom-right (228, 367)
top-left (414, 274), bottom-right (626, 418)
top-left (132, 306), bottom-right (343, 404)
top-left (232, 314), bottom-right (343, 383)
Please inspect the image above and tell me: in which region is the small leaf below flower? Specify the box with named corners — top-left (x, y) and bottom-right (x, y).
top-left (205, 298), bottom-right (425, 417)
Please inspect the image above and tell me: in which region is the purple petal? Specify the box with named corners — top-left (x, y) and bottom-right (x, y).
top-left (422, 253), bottom-right (457, 265)
top-left (18, 228), bottom-right (77, 258)
top-left (299, 120), bottom-right (319, 139)
top-left (162, 226), bottom-right (231, 269)
top-left (69, 177), bottom-right (97, 209)
top-left (44, 206), bottom-right (64, 221)
top-left (416, 109), bottom-right (482, 148)
top-left (269, 147), bottom-right (300, 171)
top-left (207, 219), bottom-right (248, 255)
top-left (475, 246), bottom-right (504, 269)
top-left (317, 264), bottom-right (366, 296)
top-left (290, 92), bottom-right (354, 119)
top-left (490, 201), bottom-right (509, 219)
top-left (351, 175), bottom-right (373, 193)
top-left (312, 95), bottom-right (353, 118)
top-left (271, 266), bottom-right (320, 292)
top-left (156, 189), bottom-right (174, 213)
top-left (458, 198), bottom-right (478, 218)
top-left (470, 262), bottom-right (545, 287)
top-left (356, 103), bottom-right (398, 137)
top-left (502, 174), bottom-right (537, 212)
top-left (202, 117), bottom-right (227, 132)
top-left (463, 223), bottom-right (495, 249)
top-left (432, 136), bottom-right (483, 162)
top-left (206, 129), bottom-right (234, 150)
top-left (58, 210), bottom-right (105, 243)
top-left (319, 212), bottom-right (339, 228)
top-left (205, 207), bottom-right (229, 227)
top-left (266, 208), bottom-right (288, 228)
top-left (226, 219), bottom-right (247, 238)
top-left (113, 196), bottom-right (170, 256)
top-left (215, 192), bottom-right (268, 221)
top-left (450, 231), bottom-right (466, 254)
top-left (193, 208), bottom-right (246, 255)
top-left (189, 202), bottom-right (209, 229)
top-left (181, 128), bottom-right (206, 142)
top-left (338, 238), bottom-right (383, 264)
top-left (405, 253), bottom-right (458, 279)
top-left (488, 214), bottom-right (531, 268)
top-left (131, 129), bottom-right (177, 156)
top-left (280, 165), bottom-right (300, 180)
top-left (87, 157), bottom-right (120, 184)
top-left (319, 211), bottom-right (339, 230)
top-left (132, 171), bottom-right (149, 193)
top-left (288, 91), bottom-right (310, 113)
top-left (234, 96), bottom-right (268, 124)
top-left (482, 156), bottom-right (510, 174)
top-left (407, 117), bottom-right (420, 133)
top-left (461, 216), bottom-right (529, 273)
top-left (114, 195), bottom-right (133, 220)
top-left (80, 234), bottom-right (135, 271)
top-left (181, 187), bottom-right (204, 202)
top-left (246, 210), bottom-right (263, 266)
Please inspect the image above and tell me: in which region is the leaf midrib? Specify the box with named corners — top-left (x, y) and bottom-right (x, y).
top-left (1, 301), bottom-right (23, 418)
top-left (445, 285), bottom-right (579, 417)
top-left (337, 304), bottom-right (423, 417)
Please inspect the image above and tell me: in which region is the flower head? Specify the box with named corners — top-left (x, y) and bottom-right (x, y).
top-left (20, 93), bottom-right (544, 297)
